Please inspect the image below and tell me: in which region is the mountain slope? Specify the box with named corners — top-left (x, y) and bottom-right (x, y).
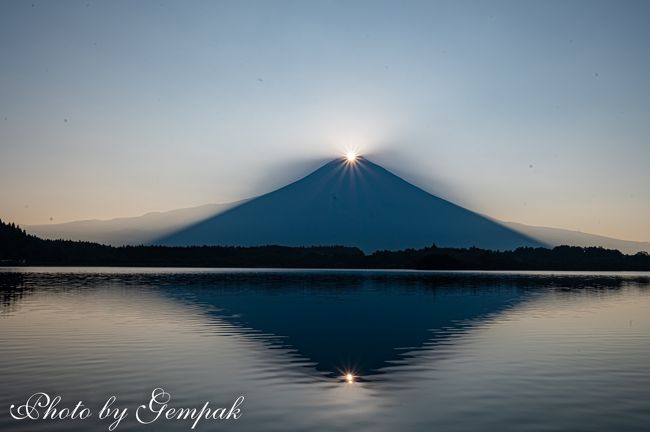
top-left (27, 201), bottom-right (243, 246)
top-left (503, 222), bottom-right (650, 255)
top-left (156, 157), bottom-right (542, 251)
top-left (26, 158), bottom-right (650, 254)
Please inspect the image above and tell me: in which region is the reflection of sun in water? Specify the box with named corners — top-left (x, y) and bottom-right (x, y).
top-left (345, 151), bottom-right (358, 163)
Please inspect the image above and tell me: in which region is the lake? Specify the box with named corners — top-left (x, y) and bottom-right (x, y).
top-left (1, 268), bottom-right (649, 432)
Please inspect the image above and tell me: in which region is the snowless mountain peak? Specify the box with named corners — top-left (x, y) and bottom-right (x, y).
top-left (156, 157), bottom-right (543, 252)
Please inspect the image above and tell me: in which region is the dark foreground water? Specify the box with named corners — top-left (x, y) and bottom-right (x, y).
top-left (0, 268), bottom-right (649, 432)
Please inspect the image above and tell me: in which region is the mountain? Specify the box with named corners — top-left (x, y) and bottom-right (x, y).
top-left (27, 201), bottom-right (244, 246)
top-left (27, 157), bottom-right (650, 254)
top-left (502, 222), bottom-right (650, 255)
top-left (156, 157), bottom-right (542, 251)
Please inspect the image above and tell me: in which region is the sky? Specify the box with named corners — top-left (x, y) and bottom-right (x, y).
top-left (1, 0), bottom-right (649, 242)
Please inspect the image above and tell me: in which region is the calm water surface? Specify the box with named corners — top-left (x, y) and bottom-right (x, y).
top-left (1, 268), bottom-right (649, 432)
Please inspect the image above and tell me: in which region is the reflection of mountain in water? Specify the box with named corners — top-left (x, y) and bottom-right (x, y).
top-left (1, 271), bottom-right (647, 379)
top-left (158, 272), bottom-right (647, 378)
top-left (164, 275), bottom-right (527, 377)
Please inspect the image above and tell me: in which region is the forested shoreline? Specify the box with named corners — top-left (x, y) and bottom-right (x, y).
top-left (1, 219), bottom-right (649, 270)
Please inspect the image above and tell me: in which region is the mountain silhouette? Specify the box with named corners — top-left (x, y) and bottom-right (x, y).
top-left (156, 157), bottom-right (542, 251)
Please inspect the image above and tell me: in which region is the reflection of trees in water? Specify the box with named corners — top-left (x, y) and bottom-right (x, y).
top-left (0, 270), bottom-right (647, 312)
top-left (0, 272), bottom-right (30, 314)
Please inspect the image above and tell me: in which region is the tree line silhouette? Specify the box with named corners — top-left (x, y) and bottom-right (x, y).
top-left (1, 219), bottom-right (649, 270)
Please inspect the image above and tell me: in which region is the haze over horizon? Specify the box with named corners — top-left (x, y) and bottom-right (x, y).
top-left (1, 0), bottom-right (650, 242)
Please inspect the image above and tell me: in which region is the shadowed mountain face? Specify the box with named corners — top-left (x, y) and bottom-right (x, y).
top-left (157, 158), bottom-right (542, 251)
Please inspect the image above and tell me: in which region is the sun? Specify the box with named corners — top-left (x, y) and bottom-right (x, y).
top-left (345, 151), bottom-right (358, 163)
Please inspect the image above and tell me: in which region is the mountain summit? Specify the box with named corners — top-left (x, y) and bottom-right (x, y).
top-left (156, 157), bottom-right (542, 251)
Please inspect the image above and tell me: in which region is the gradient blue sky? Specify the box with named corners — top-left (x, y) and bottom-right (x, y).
top-left (1, 0), bottom-right (649, 241)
